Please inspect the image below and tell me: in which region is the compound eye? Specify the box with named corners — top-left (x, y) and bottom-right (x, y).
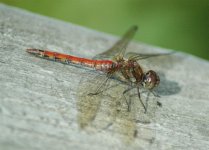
top-left (143, 70), bottom-right (160, 89)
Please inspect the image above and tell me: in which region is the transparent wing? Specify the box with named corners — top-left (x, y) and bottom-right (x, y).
top-left (76, 69), bottom-right (157, 137)
top-left (93, 25), bottom-right (138, 60)
top-left (127, 51), bottom-right (175, 61)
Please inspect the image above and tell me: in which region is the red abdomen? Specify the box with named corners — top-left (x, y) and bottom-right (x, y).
top-left (26, 49), bottom-right (115, 72)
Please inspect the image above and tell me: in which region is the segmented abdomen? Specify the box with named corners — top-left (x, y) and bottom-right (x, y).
top-left (26, 49), bottom-right (115, 72)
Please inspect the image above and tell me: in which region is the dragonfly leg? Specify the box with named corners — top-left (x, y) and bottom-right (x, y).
top-left (137, 87), bottom-right (147, 113)
top-left (123, 86), bottom-right (135, 112)
top-left (151, 90), bottom-right (160, 98)
top-left (145, 91), bottom-right (151, 112)
top-left (150, 90), bottom-right (162, 107)
top-left (88, 75), bottom-right (110, 96)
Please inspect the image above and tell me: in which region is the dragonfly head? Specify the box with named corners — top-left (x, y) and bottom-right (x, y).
top-left (142, 70), bottom-right (160, 89)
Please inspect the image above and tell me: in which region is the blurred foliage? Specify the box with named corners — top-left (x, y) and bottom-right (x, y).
top-left (1, 0), bottom-right (209, 60)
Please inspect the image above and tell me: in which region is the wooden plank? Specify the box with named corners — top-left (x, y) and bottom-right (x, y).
top-left (0, 4), bottom-right (209, 150)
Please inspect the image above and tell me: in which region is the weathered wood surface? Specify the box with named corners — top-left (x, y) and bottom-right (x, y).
top-left (0, 4), bottom-right (209, 150)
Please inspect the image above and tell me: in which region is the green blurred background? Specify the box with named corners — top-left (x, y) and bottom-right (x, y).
top-left (1, 0), bottom-right (209, 60)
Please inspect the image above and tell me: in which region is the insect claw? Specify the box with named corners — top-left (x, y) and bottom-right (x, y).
top-left (156, 94), bottom-right (161, 98)
top-left (157, 101), bottom-right (162, 107)
top-left (143, 107), bottom-right (147, 114)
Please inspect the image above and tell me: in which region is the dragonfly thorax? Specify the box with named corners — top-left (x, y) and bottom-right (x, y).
top-left (113, 59), bottom-right (144, 83)
top-left (115, 59), bottom-right (160, 90)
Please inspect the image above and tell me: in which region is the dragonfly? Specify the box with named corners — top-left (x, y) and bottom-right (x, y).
top-left (27, 25), bottom-right (172, 113)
